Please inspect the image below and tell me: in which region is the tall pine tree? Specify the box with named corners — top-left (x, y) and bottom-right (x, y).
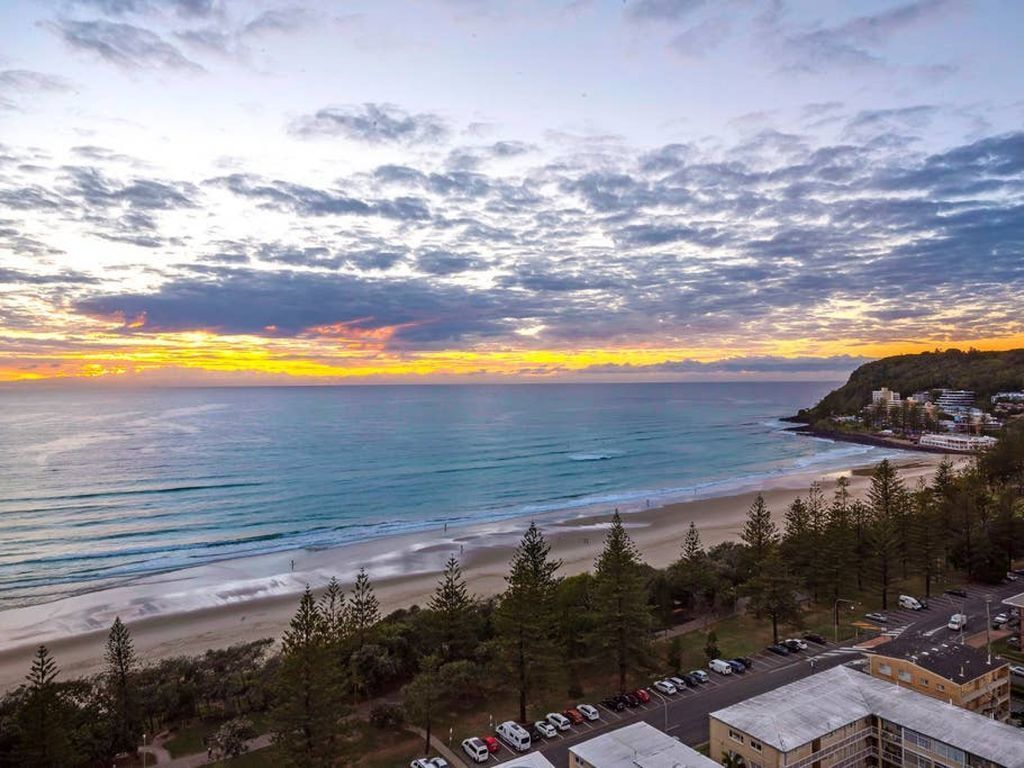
top-left (104, 617), bottom-right (140, 755)
top-left (741, 493), bottom-right (779, 571)
top-left (495, 522), bottom-right (561, 722)
top-left (17, 646), bottom-right (72, 768)
top-left (271, 587), bottom-right (345, 768)
top-left (348, 568), bottom-right (380, 649)
top-left (592, 512), bottom-right (652, 692)
top-left (427, 556), bottom-right (474, 661)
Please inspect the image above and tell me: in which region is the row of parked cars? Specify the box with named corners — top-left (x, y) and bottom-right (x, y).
top-left (459, 705), bottom-right (603, 763)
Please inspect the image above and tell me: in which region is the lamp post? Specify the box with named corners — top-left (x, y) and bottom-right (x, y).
top-left (142, 733), bottom-right (148, 768)
top-left (834, 599), bottom-right (856, 643)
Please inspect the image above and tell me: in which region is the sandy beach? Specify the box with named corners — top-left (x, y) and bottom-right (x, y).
top-left (0, 451), bottom-right (959, 692)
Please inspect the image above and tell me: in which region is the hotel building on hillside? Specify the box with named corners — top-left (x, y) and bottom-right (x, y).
top-left (709, 666), bottom-right (1024, 768)
top-left (871, 387), bottom-right (902, 409)
top-left (865, 633), bottom-right (1010, 720)
top-left (919, 433), bottom-right (998, 452)
top-left (936, 389), bottom-right (977, 413)
top-left (568, 722), bottom-right (718, 768)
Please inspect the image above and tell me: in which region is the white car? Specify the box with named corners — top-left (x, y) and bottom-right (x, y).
top-left (429, 760), bottom-right (449, 768)
top-left (535, 720), bottom-right (557, 738)
top-left (577, 703), bottom-right (599, 721)
top-left (1010, 665), bottom-right (1024, 678)
top-left (546, 712), bottom-right (571, 731)
top-left (653, 679), bottom-right (678, 695)
top-left (784, 637), bottom-right (808, 650)
top-left (993, 613), bottom-right (1010, 625)
top-left (668, 676), bottom-right (688, 690)
top-left (708, 659), bottom-right (733, 675)
top-left (411, 761), bottom-right (433, 768)
top-left (462, 737), bottom-right (489, 764)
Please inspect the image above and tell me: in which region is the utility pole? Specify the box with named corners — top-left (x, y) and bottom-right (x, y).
top-left (985, 595), bottom-right (993, 665)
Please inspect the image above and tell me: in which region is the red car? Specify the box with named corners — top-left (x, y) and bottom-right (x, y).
top-left (563, 708), bottom-right (585, 725)
top-left (633, 688), bottom-right (651, 704)
top-left (482, 735), bottom-right (500, 753)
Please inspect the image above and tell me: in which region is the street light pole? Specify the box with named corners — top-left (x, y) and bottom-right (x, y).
top-left (142, 733), bottom-right (148, 768)
top-left (834, 599), bottom-right (856, 643)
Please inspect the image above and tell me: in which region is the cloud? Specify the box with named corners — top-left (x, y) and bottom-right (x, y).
top-left (0, 70), bottom-right (74, 93)
top-left (290, 103), bottom-right (448, 144)
top-left (50, 19), bottom-right (204, 72)
top-left (580, 355), bottom-right (872, 375)
top-left (415, 250), bottom-right (488, 275)
top-left (626, 0), bottom-right (706, 23)
top-left (65, 0), bottom-right (217, 17)
top-left (0, 267), bottom-right (99, 285)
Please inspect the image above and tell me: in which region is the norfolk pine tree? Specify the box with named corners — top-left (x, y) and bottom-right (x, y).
top-left (271, 587), bottom-right (345, 768)
top-left (349, 567), bottom-right (381, 649)
top-left (16, 645), bottom-right (73, 768)
top-left (427, 555), bottom-right (474, 661)
top-left (741, 493), bottom-right (779, 570)
top-left (592, 512), bottom-right (652, 692)
top-left (747, 550), bottom-right (799, 644)
top-left (105, 616), bottom-right (141, 755)
top-left (495, 522), bottom-right (561, 723)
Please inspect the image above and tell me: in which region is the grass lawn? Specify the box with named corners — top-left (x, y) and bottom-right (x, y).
top-left (164, 719), bottom-right (222, 758)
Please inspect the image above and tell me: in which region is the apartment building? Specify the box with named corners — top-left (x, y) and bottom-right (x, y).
top-left (568, 721), bottom-right (718, 768)
top-left (709, 666), bottom-right (1024, 768)
top-left (871, 387), bottom-right (901, 408)
top-left (1003, 592), bottom-right (1024, 650)
top-left (866, 633), bottom-right (1010, 720)
top-left (919, 433), bottom-right (998, 452)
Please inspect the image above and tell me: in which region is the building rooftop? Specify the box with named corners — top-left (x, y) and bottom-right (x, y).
top-left (569, 722), bottom-right (719, 768)
top-left (1003, 591), bottom-right (1024, 609)
top-left (710, 666), bottom-right (1024, 767)
top-left (871, 631), bottom-right (1007, 683)
top-left (503, 752), bottom-right (555, 768)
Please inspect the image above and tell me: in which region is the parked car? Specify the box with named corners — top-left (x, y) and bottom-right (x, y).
top-left (993, 613), bottom-right (1010, 626)
top-left (708, 658), bottom-right (733, 675)
top-left (462, 738), bottom-right (489, 764)
top-left (600, 696), bottom-right (625, 712)
top-left (482, 736), bottom-right (500, 754)
top-left (679, 672), bottom-right (700, 687)
top-left (1006, 572), bottom-right (1019, 582)
top-left (411, 760), bottom-right (434, 768)
top-left (562, 708), bottom-right (585, 725)
top-left (653, 679), bottom-right (678, 695)
top-left (428, 759), bottom-right (449, 768)
top-left (577, 704), bottom-right (600, 721)
top-left (803, 633), bottom-right (827, 645)
top-left (622, 693), bottom-right (640, 708)
top-left (522, 723), bottom-right (542, 743)
top-left (736, 656), bottom-right (754, 669)
top-left (533, 720), bottom-right (556, 739)
top-left (546, 712), bottom-right (571, 731)
top-left (633, 688), bottom-right (651, 703)
top-left (690, 670), bottom-right (710, 683)
top-left (783, 638), bottom-right (808, 651)
top-left (945, 587), bottom-right (968, 598)
top-left (1010, 665), bottom-right (1024, 678)
top-left (726, 660), bottom-right (746, 674)
top-left (1008, 636), bottom-right (1021, 649)
top-left (864, 612), bottom-right (889, 624)
top-left (766, 643), bottom-right (790, 655)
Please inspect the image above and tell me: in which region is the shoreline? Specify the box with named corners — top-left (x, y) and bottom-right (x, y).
top-left (0, 449), bottom-right (959, 692)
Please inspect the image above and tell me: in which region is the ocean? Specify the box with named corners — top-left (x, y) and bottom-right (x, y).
top-left (0, 382), bottom-right (893, 611)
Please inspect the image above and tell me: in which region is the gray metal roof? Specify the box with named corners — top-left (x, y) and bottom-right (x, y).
top-left (871, 631), bottom-right (1007, 683)
top-left (710, 666), bottom-right (1024, 767)
top-left (569, 722), bottom-right (720, 768)
top-left (502, 752), bottom-right (555, 768)
top-left (1002, 592), bottom-right (1024, 608)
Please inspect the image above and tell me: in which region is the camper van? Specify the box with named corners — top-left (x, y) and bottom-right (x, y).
top-left (898, 595), bottom-right (923, 611)
top-left (496, 721), bottom-right (531, 752)
top-left (948, 613), bottom-right (967, 631)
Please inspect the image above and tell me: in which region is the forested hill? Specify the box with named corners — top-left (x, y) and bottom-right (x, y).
top-left (795, 348), bottom-right (1024, 421)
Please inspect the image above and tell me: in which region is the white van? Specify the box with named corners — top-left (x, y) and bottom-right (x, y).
top-left (496, 721), bottom-right (531, 752)
top-left (948, 613), bottom-right (967, 631)
top-left (899, 595), bottom-right (923, 611)
top-left (708, 658), bottom-right (733, 675)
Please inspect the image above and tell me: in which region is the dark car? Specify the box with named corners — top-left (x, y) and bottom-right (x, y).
top-left (736, 656), bottom-right (754, 669)
top-left (782, 639), bottom-right (805, 652)
top-left (727, 659), bottom-right (746, 674)
top-left (601, 696), bottom-right (625, 712)
top-left (622, 693), bottom-right (640, 708)
top-left (766, 643), bottom-right (790, 655)
top-left (945, 588), bottom-right (968, 598)
top-left (523, 723), bottom-right (543, 742)
top-left (679, 673), bottom-right (700, 687)
top-left (803, 633), bottom-right (827, 645)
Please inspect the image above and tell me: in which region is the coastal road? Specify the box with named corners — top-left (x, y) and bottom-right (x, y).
top-left (477, 579), bottom-right (1024, 766)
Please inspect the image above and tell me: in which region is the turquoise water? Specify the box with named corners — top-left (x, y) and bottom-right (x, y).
top-left (0, 382), bottom-right (887, 609)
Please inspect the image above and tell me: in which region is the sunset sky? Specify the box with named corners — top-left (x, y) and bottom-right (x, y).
top-left (1, 0), bottom-right (1023, 385)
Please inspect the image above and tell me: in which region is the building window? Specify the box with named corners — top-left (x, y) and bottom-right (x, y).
top-left (937, 683), bottom-right (945, 691)
top-left (879, 663), bottom-right (893, 676)
top-left (749, 740), bottom-right (762, 752)
top-left (899, 670), bottom-right (913, 682)
top-left (728, 729), bottom-right (744, 743)
top-left (920, 678), bottom-right (929, 686)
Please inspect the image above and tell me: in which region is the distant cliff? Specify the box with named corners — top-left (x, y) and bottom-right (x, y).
top-left (794, 348), bottom-right (1024, 423)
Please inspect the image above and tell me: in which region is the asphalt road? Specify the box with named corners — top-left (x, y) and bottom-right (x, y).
top-left (460, 579), bottom-right (1024, 767)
